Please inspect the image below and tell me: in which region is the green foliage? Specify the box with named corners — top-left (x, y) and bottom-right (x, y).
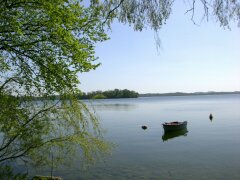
top-left (0, 0), bottom-right (108, 96)
top-left (0, 91), bottom-right (112, 167)
top-left (78, 89), bottom-right (139, 99)
top-left (0, 0), bottom-right (112, 171)
top-left (0, 165), bottom-right (27, 180)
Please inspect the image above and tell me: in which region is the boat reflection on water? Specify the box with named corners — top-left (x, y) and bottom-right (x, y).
top-left (162, 129), bottom-right (188, 142)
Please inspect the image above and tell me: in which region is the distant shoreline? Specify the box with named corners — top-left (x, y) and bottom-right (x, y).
top-left (139, 91), bottom-right (240, 97)
top-left (26, 91), bottom-right (240, 101)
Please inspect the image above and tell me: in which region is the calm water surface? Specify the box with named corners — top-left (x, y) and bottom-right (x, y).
top-left (34, 94), bottom-right (240, 179)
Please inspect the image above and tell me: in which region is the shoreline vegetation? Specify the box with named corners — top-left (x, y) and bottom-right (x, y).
top-left (79, 89), bottom-right (139, 99)
top-left (30, 89), bottom-right (139, 100)
top-left (29, 90), bottom-right (240, 101)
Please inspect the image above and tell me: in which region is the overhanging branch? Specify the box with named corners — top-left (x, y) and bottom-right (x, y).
top-left (102, 0), bottom-right (126, 25)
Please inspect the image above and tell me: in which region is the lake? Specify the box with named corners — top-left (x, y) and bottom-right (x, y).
top-left (32, 94), bottom-right (240, 179)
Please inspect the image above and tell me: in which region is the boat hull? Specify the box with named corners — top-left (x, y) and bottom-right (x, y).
top-left (162, 121), bottom-right (187, 132)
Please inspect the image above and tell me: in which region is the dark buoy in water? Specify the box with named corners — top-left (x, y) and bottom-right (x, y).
top-left (209, 113), bottom-right (213, 120)
top-left (141, 125), bottom-right (147, 130)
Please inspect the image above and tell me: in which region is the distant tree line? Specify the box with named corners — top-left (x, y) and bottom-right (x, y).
top-left (78, 89), bottom-right (139, 99)
top-left (24, 89), bottom-right (138, 101)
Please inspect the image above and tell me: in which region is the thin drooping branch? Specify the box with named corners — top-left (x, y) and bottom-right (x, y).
top-left (0, 77), bottom-right (19, 92)
top-left (200, 0), bottom-right (209, 22)
top-left (0, 144), bottom-right (38, 162)
top-left (102, 0), bottom-right (126, 25)
top-left (185, 0), bottom-right (196, 24)
top-left (0, 101), bottom-right (59, 153)
top-left (0, 130), bottom-right (85, 162)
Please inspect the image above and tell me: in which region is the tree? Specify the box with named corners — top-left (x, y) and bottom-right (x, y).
top-left (0, 0), bottom-right (111, 170)
top-left (0, 0), bottom-right (239, 175)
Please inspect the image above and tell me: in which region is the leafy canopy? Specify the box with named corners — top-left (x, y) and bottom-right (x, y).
top-left (0, 0), bottom-right (108, 96)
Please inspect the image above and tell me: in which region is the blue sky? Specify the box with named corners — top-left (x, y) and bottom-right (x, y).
top-left (79, 1), bottom-right (240, 94)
